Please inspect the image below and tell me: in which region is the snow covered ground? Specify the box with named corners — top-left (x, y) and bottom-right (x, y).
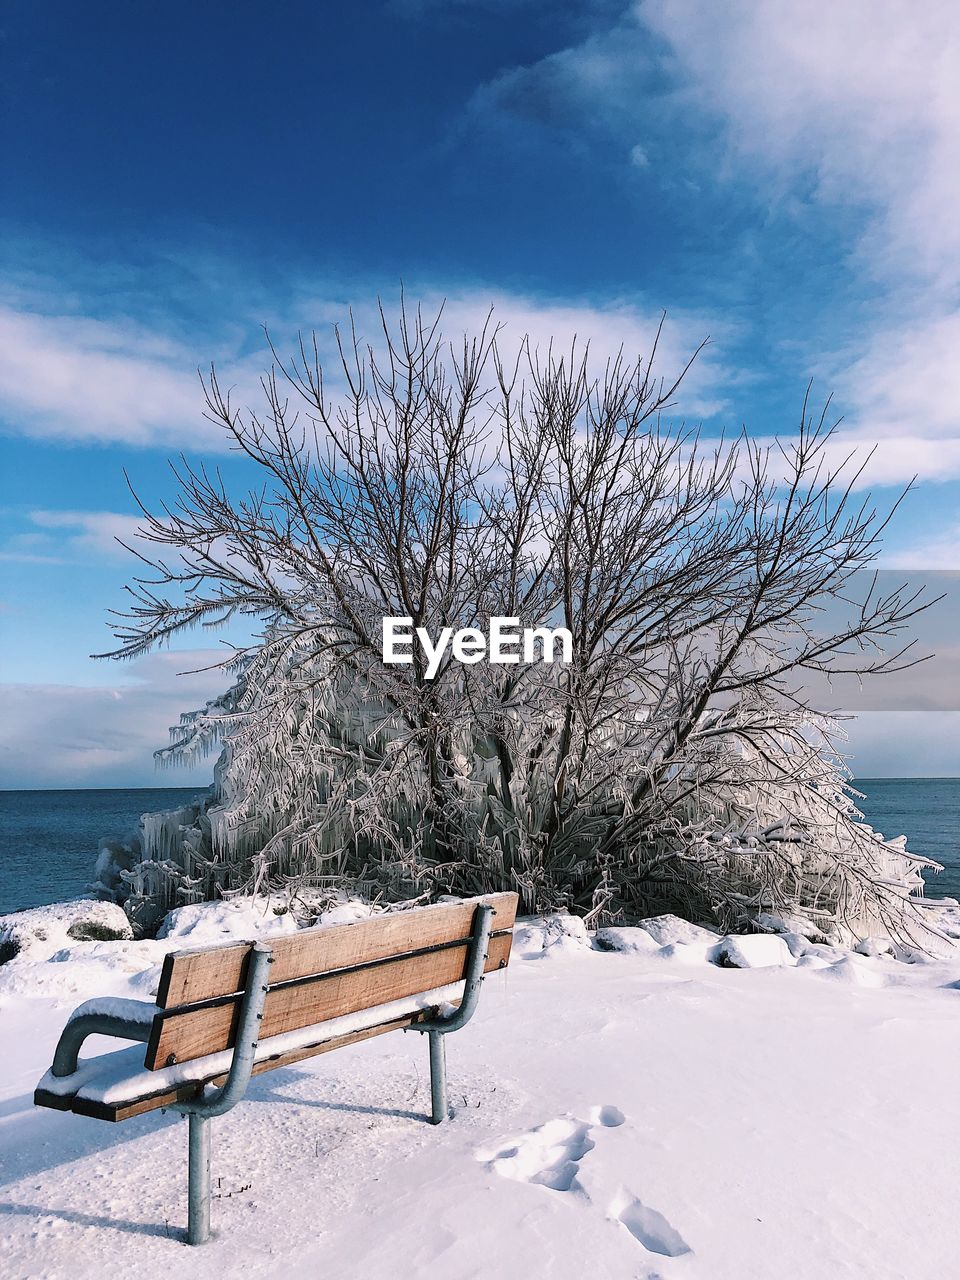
top-left (3, 898), bottom-right (960, 1279)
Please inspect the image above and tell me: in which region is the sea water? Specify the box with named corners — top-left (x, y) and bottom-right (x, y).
top-left (0, 780), bottom-right (957, 916)
top-left (0, 787), bottom-right (202, 915)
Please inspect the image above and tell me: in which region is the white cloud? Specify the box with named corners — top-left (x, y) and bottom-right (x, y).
top-left (0, 650), bottom-right (227, 788)
top-left (0, 304), bottom-right (216, 448)
top-left (884, 526), bottom-right (960, 571)
top-left (28, 509), bottom-right (148, 558)
top-left (0, 278), bottom-right (735, 452)
top-left (640, 0), bottom-right (960, 481)
top-left (0, 510), bottom-right (152, 565)
top-left (432, 288), bottom-right (729, 417)
top-left (469, 1), bottom-right (960, 488)
top-left (830, 312), bottom-right (960, 467)
top-left (642, 0), bottom-right (960, 290)
top-left (30, 506), bottom-right (150, 558)
top-left (759, 429), bottom-right (960, 491)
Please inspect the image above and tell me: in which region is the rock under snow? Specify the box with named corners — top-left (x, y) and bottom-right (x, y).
top-left (813, 954), bottom-right (887, 988)
top-left (593, 926), bottom-right (662, 955)
top-left (713, 934), bottom-right (796, 969)
top-left (656, 940), bottom-right (719, 966)
top-left (157, 895), bottom-right (302, 943)
top-left (0, 899), bottom-right (132, 965)
top-left (157, 892), bottom-right (378, 943)
top-left (313, 897), bottom-right (377, 927)
top-left (795, 952), bottom-right (836, 971)
top-left (854, 936), bottom-right (894, 958)
top-left (775, 931), bottom-right (818, 959)
top-left (511, 913), bottom-right (592, 959)
top-left (637, 914), bottom-right (720, 947)
top-left (755, 911), bottom-right (831, 943)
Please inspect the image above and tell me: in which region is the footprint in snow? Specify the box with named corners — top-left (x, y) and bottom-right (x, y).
top-left (476, 1103), bottom-right (625, 1196)
top-left (610, 1187), bottom-right (691, 1258)
top-left (477, 1116), bottom-right (596, 1193)
top-left (479, 1107), bottom-right (692, 1260)
top-left (590, 1104), bottom-right (626, 1128)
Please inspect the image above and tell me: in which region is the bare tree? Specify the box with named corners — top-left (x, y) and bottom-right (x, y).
top-left (97, 302), bottom-right (940, 942)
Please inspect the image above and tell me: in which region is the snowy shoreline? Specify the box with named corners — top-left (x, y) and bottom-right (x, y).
top-left (3, 894), bottom-right (960, 1278)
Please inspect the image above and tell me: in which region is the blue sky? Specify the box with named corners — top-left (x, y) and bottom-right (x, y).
top-left (1, 0), bottom-right (959, 787)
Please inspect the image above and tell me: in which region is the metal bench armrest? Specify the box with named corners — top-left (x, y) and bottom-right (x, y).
top-left (51, 999), bottom-right (159, 1078)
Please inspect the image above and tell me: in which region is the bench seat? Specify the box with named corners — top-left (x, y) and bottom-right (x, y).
top-left (35, 980), bottom-right (466, 1121)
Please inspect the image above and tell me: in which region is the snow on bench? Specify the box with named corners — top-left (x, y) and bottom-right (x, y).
top-left (34, 892), bottom-right (518, 1244)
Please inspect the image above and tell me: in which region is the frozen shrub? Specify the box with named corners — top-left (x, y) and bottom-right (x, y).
top-left (96, 303), bottom-right (940, 945)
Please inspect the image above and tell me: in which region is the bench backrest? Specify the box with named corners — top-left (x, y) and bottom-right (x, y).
top-left (145, 893), bottom-right (518, 1070)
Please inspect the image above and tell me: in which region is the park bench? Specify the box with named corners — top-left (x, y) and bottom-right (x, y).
top-left (34, 891), bottom-right (518, 1244)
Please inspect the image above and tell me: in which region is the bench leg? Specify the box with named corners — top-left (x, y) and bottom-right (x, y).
top-left (428, 1030), bottom-right (448, 1125)
top-left (187, 1113), bottom-right (211, 1245)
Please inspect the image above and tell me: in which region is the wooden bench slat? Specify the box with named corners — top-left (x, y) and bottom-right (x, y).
top-left (157, 892), bottom-right (518, 1007)
top-left (146, 928), bottom-right (513, 1070)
